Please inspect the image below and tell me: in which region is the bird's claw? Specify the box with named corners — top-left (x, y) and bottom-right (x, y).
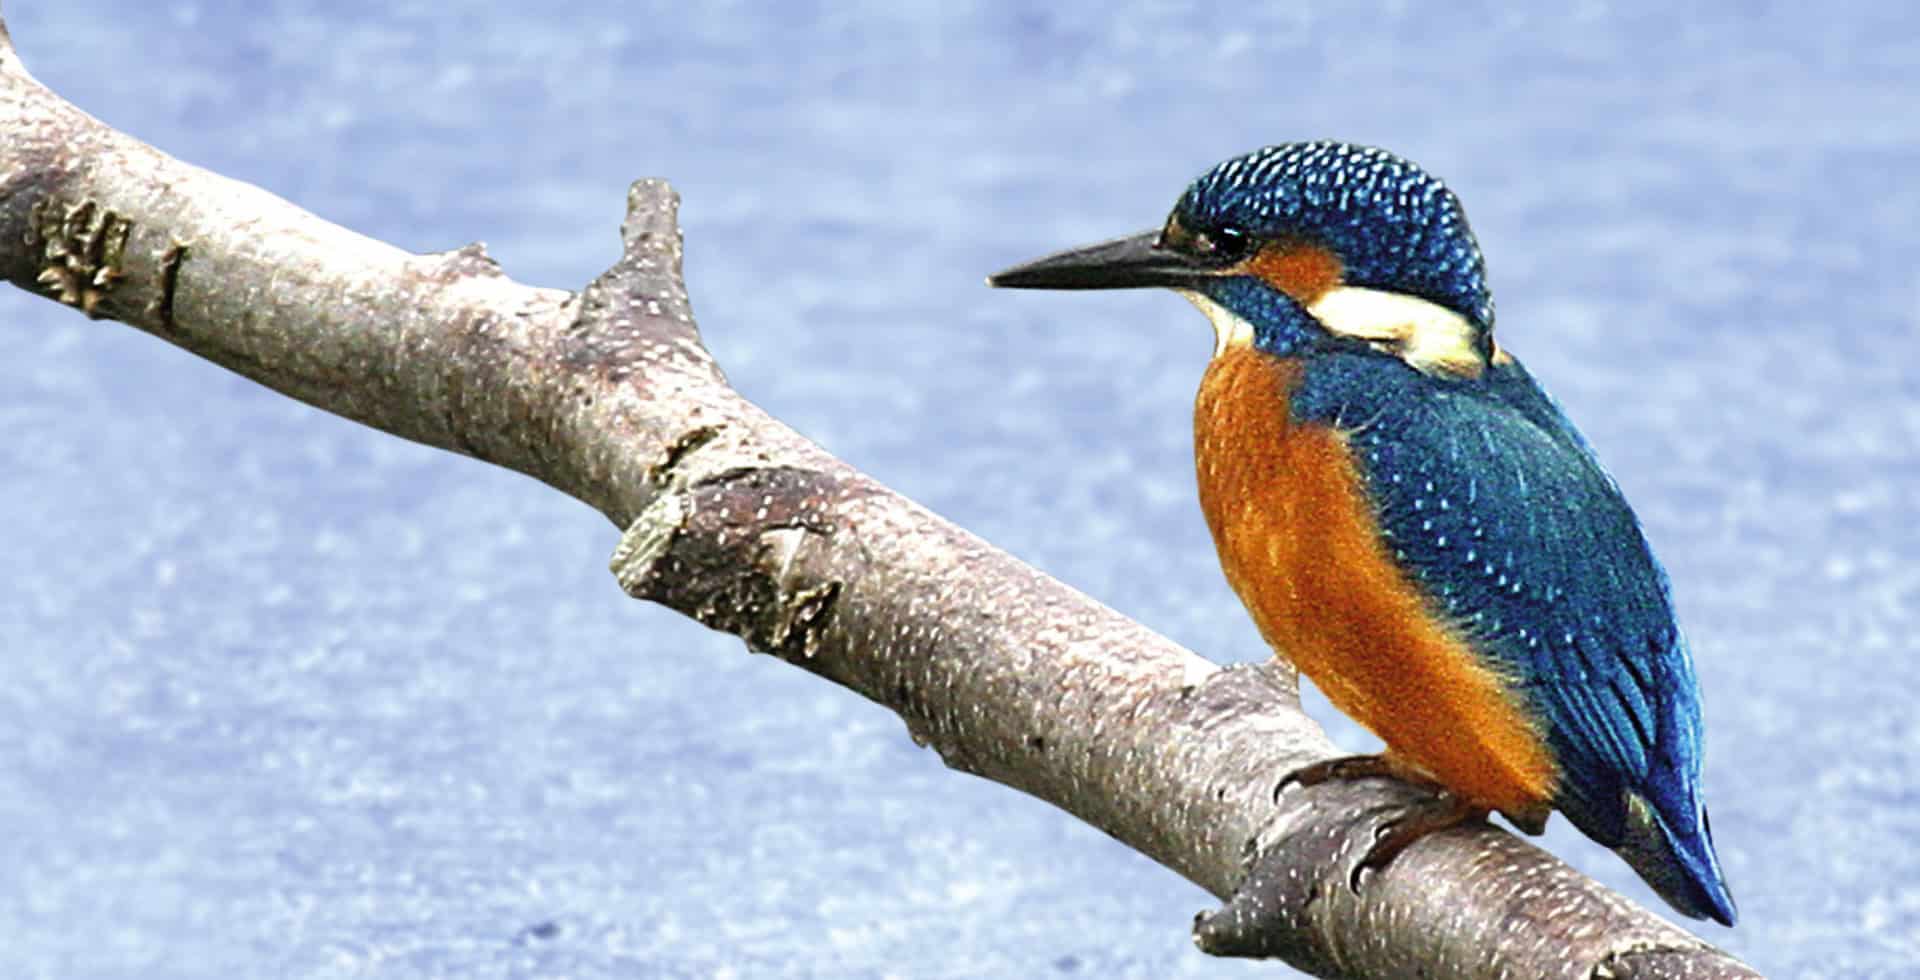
top-left (1274, 753), bottom-right (1408, 800)
top-left (1346, 793), bottom-right (1484, 892)
top-left (1273, 753), bottom-right (1486, 890)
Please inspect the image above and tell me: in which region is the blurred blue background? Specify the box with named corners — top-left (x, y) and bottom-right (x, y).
top-left (2, 2), bottom-right (1914, 977)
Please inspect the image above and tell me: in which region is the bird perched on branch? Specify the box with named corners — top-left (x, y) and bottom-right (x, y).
top-left (988, 140), bottom-right (1735, 926)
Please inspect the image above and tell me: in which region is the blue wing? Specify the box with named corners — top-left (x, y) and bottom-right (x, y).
top-left (1290, 350), bottom-right (1734, 921)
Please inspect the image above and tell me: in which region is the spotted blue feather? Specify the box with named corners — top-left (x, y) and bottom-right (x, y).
top-left (1290, 350), bottom-right (1732, 923)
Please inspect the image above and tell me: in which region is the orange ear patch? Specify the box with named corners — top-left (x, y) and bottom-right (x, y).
top-left (1246, 240), bottom-right (1344, 305)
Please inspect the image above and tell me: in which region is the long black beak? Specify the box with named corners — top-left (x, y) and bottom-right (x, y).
top-left (987, 229), bottom-right (1206, 291)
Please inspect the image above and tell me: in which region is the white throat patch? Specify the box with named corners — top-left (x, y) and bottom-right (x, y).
top-left (1177, 289), bottom-right (1255, 356)
top-left (1306, 286), bottom-right (1486, 378)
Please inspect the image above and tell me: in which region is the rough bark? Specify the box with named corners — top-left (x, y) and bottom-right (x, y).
top-left (0, 15), bottom-right (1760, 980)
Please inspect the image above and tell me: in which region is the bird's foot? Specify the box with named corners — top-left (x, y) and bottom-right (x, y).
top-left (1347, 792), bottom-right (1485, 890)
top-left (1275, 752), bottom-right (1437, 797)
top-left (1274, 754), bottom-right (1488, 890)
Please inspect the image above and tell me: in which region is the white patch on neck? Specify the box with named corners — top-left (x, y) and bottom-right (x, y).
top-left (1177, 289), bottom-right (1255, 356)
top-left (1306, 286), bottom-right (1486, 377)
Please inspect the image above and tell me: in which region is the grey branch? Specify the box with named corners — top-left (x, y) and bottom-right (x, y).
top-left (0, 18), bottom-right (1759, 980)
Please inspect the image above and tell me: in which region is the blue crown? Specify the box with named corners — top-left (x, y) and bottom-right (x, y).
top-left (1173, 141), bottom-right (1495, 333)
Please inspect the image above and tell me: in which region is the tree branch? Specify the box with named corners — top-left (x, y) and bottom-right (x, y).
top-left (0, 18), bottom-right (1759, 980)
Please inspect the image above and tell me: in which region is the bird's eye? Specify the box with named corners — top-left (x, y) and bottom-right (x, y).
top-left (1191, 226), bottom-right (1251, 264)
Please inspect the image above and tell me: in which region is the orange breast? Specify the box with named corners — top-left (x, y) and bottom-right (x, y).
top-left (1194, 348), bottom-right (1557, 817)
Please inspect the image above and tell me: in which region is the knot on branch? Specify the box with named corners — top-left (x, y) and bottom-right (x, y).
top-left (28, 196), bottom-right (131, 317)
top-left (428, 241), bottom-right (506, 281)
top-left (610, 462), bottom-right (854, 662)
top-left (566, 178), bottom-right (711, 379)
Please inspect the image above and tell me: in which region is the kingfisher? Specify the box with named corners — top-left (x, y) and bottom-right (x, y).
top-left (988, 141), bottom-right (1735, 926)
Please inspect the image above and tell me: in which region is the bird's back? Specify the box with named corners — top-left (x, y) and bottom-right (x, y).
top-left (1285, 347), bottom-right (1735, 924)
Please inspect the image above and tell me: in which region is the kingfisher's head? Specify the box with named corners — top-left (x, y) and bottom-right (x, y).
top-left (991, 141), bottom-right (1497, 377)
